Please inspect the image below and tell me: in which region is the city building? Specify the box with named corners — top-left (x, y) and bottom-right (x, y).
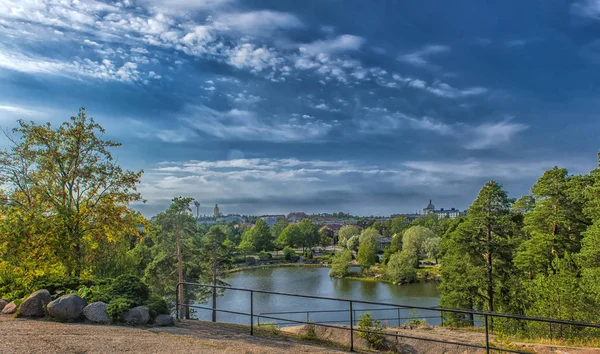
top-left (423, 199), bottom-right (463, 219)
top-left (260, 215), bottom-right (286, 228)
top-left (214, 204), bottom-right (221, 217)
top-left (287, 212), bottom-right (308, 223)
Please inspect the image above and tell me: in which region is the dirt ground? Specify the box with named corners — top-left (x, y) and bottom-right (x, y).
top-left (0, 316), bottom-right (348, 354)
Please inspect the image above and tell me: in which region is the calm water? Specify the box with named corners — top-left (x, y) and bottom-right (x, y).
top-left (193, 266), bottom-right (441, 327)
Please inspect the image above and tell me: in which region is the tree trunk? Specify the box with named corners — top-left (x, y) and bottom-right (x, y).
top-left (176, 224), bottom-right (184, 320)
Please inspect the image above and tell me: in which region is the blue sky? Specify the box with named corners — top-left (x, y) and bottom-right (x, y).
top-left (1, 0), bottom-right (599, 217)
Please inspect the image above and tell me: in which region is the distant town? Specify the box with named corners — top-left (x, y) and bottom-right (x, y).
top-left (171, 199), bottom-right (466, 229)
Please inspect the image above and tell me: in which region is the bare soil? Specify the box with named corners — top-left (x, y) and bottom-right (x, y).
top-left (0, 316), bottom-right (348, 354)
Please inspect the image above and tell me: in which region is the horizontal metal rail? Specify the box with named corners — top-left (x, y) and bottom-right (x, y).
top-left (177, 282), bottom-right (600, 353)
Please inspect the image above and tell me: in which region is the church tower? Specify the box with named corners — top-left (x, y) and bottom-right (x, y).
top-left (214, 204), bottom-right (221, 217)
top-left (424, 199), bottom-right (435, 214)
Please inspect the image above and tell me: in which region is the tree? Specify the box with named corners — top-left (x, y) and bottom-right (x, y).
top-left (422, 236), bottom-right (441, 263)
top-left (202, 226), bottom-right (234, 322)
top-left (0, 108), bottom-right (144, 277)
top-left (329, 250), bottom-right (353, 277)
top-left (338, 225), bottom-right (359, 248)
top-left (144, 197), bottom-right (199, 318)
top-left (277, 224), bottom-right (302, 249)
top-left (298, 219), bottom-right (319, 251)
top-left (319, 227), bottom-right (334, 248)
top-left (346, 235), bottom-right (360, 251)
top-left (243, 219), bottom-right (273, 252)
top-left (386, 250), bottom-right (417, 284)
top-left (389, 216), bottom-right (409, 238)
top-left (271, 218), bottom-right (289, 248)
top-left (357, 228), bottom-right (378, 270)
top-left (402, 226), bottom-right (434, 266)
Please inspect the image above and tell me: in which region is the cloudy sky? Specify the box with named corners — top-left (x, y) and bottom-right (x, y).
top-left (1, 0), bottom-right (599, 217)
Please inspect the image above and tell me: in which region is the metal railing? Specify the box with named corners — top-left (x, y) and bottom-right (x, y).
top-left (176, 282), bottom-right (600, 353)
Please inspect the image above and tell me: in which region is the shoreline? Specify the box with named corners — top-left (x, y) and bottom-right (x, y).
top-left (225, 263), bottom-right (440, 285)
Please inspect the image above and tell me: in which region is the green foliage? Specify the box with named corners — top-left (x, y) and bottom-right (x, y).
top-left (76, 284), bottom-right (111, 303)
top-left (246, 257), bottom-right (257, 265)
top-left (107, 274), bottom-right (150, 306)
top-left (147, 295), bottom-right (169, 318)
top-left (337, 225), bottom-right (359, 249)
top-left (357, 228), bottom-right (378, 270)
top-left (357, 313), bottom-right (384, 349)
top-left (304, 250), bottom-right (313, 259)
top-left (386, 250), bottom-right (417, 283)
top-left (258, 251), bottom-right (272, 261)
top-left (250, 219), bottom-right (275, 252)
top-left (107, 297), bottom-right (135, 322)
top-left (297, 219), bottom-right (319, 251)
top-left (283, 246), bottom-right (296, 261)
top-left (422, 236), bottom-right (441, 263)
top-left (329, 250), bottom-right (353, 277)
top-left (346, 235), bottom-right (359, 251)
top-left (271, 218), bottom-right (289, 245)
top-left (402, 226), bottom-right (435, 265)
top-left (277, 224), bottom-right (302, 250)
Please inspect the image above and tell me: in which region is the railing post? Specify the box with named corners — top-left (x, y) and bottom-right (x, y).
top-left (549, 322), bottom-right (552, 343)
top-left (349, 301), bottom-right (354, 352)
top-left (441, 310), bottom-right (444, 327)
top-left (397, 308), bottom-right (401, 327)
top-left (175, 283), bottom-right (180, 320)
top-left (484, 314), bottom-right (490, 354)
top-left (250, 290), bottom-right (254, 336)
top-left (306, 311), bottom-right (309, 324)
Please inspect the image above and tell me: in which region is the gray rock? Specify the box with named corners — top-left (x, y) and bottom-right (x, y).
top-left (1, 301), bottom-right (18, 315)
top-left (154, 314), bottom-right (174, 326)
top-left (83, 302), bottom-right (110, 323)
top-left (47, 294), bottom-right (87, 321)
top-left (0, 299), bottom-right (7, 312)
top-left (20, 290), bottom-right (51, 317)
top-left (124, 306), bottom-right (150, 325)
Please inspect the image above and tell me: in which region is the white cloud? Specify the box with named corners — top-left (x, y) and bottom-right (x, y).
top-left (300, 34), bottom-right (364, 55)
top-left (465, 120), bottom-right (528, 150)
top-left (403, 159), bottom-right (553, 181)
top-left (358, 112), bottom-right (453, 135)
top-left (219, 10), bottom-right (303, 34)
top-left (398, 44), bottom-right (450, 68)
top-left (425, 82), bottom-right (488, 98)
top-left (0, 104), bottom-right (41, 119)
top-left (571, 0), bottom-right (600, 19)
top-left (227, 43), bottom-right (283, 72)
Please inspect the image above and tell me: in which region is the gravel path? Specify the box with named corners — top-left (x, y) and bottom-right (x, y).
top-left (0, 317), bottom-right (349, 354)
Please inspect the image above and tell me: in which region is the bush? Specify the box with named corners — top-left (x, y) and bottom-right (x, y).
top-left (357, 313), bottom-right (385, 349)
top-left (107, 275), bottom-right (150, 306)
top-left (245, 256), bottom-right (257, 265)
top-left (258, 251), bottom-right (272, 261)
top-left (147, 295), bottom-right (169, 319)
top-left (329, 250), bottom-right (353, 277)
top-left (76, 284), bottom-right (111, 303)
top-left (304, 250), bottom-right (313, 259)
top-left (283, 247), bottom-right (296, 261)
top-left (107, 297), bottom-right (135, 322)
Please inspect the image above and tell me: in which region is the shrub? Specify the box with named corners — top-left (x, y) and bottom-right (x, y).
top-left (304, 250), bottom-right (313, 259)
top-left (329, 250), bottom-right (353, 277)
top-left (283, 247), bottom-right (296, 261)
top-left (258, 251), bottom-right (272, 261)
top-left (147, 295), bottom-right (169, 319)
top-left (107, 297), bottom-right (135, 322)
top-left (107, 275), bottom-right (150, 306)
top-left (76, 285), bottom-right (111, 303)
top-left (245, 256), bottom-right (257, 265)
top-left (357, 313), bottom-right (385, 350)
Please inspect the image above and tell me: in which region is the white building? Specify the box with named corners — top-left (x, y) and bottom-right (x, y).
top-left (261, 215), bottom-right (286, 228)
top-left (423, 199), bottom-right (463, 219)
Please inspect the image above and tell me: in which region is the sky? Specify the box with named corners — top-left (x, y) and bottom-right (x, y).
top-left (1, 0), bottom-right (600, 217)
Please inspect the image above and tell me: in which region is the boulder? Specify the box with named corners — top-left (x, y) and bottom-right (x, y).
top-left (1, 301), bottom-right (18, 315)
top-left (83, 302), bottom-right (110, 323)
top-left (154, 314), bottom-right (174, 326)
top-left (124, 306), bottom-right (150, 325)
top-left (20, 290), bottom-right (51, 317)
top-left (47, 294), bottom-right (87, 321)
top-left (0, 299), bottom-right (8, 312)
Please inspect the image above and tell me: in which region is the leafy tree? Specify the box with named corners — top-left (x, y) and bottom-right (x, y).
top-left (402, 226), bottom-right (434, 266)
top-left (386, 250), bottom-right (417, 283)
top-left (319, 227), bottom-right (334, 248)
top-left (271, 218), bottom-right (289, 247)
top-left (422, 236), bottom-right (441, 263)
top-left (277, 224), bottom-right (302, 249)
top-left (389, 216), bottom-right (409, 238)
top-left (240, 219), bottom-right (273, 253)
top-left (0, 108), bottom-right (144, 277)
top-left (202, 226), bottom-right (234, 322)
top-left (329, 250), bottom-right (353, 277)
top-left (338, 225), bottom-right (359, 248)
top-left (297, 219), bottom-right (319, 251)
top-left (346, 235), bottom-right (360, 252)
top-left (357, 228), bottom-right (378, 270)
top-left (238, 228), bottom-right (255, 255)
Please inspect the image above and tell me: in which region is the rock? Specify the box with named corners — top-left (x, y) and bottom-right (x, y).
top-left (154, 314), bottom-right (174, 326)
top-left (47, 294), bottom-right (87, 321)
top-left (83, 302), bottom-right (110, 323)
top-left (1, 301), bottom-right (18, 315)
top-left (20, 290), bottom-right (51, 317)
top-left (0, 299), bottom-right (7, 312)
top-left (124, 306), bottom-right (150, 325)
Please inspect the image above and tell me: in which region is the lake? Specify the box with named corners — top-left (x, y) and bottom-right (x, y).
top-left (192, 266), bottom-right (441, 327)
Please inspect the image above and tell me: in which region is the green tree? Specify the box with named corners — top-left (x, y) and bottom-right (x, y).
top-left (276, 224), bottom-right (302, 249)
top-left (389, 216), bottom-right (409, 238)
top-left (357, 228), bottom-right (378, 270)
top-left (402, 226), bottom-right (434, 266)
top-left (271, 218), bottom-right (289, 248)
top-left (422, 236), bottom-right (441, 263)
top-left (319, 227), bottom-right (334, 248)
top-left (202, 226), bottom-right (234, 322)
top-left (0, 108), bottom-right (144, 277)
top-left (346, 235), bottom-right (360, 252)
top-left (298, 219), bottom-right (319, 251)
top-left (329, 250), bottom-right (353, 277)
top-left (386, 250), bottom-right (417, 283)
top-left (241, 219), bottom-right (273, 252)
top-left (338, 225), bottom-right (359, 248)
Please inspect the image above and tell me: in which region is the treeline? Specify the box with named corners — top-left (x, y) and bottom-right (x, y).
top-left (439, 159), bottom-right (600, 332)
